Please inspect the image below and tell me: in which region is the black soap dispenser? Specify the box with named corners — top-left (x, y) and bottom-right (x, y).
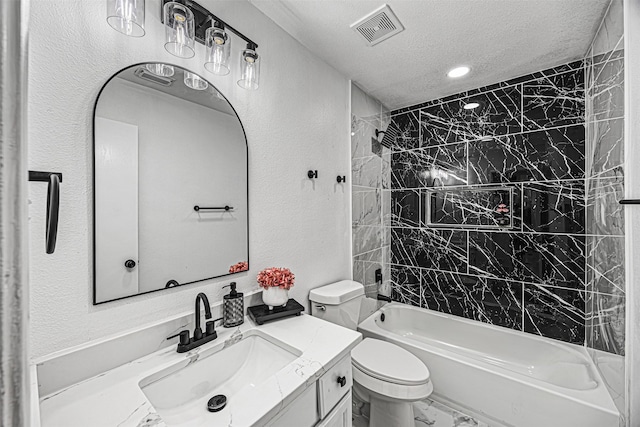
top-left (222, 282), bottom-right (244, 327)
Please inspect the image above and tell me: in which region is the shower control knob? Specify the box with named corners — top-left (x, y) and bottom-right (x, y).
top-left (124, 259), bottom-right (136, 269)
top-left (337, 376), bottom-right (346, 387)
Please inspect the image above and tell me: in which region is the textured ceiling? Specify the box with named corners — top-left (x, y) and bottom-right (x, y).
top-left (250, 0), bottom-right (610, 110)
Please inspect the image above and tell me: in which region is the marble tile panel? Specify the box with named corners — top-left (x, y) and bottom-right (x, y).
top-left (381, 152), bottom-right (391, 189)
top-left (351, 115), bottom-right (378, 159)
top-left (391, 143), bottom-right (467, 189)
top-left (390, 110), bottom-right (421, 151)
top-left (586, 118), bottom-right (624, 178)
top-left (589, 57), bottom-right (624, 122)
top-left (591, 0), bottom-right (624, 58)
top-left (391, 189), bottom-right (420, 227)
top-left (352, 83), bottom-right (383, 122)
top-left (382, 189), bottom-right (392, 227)
top-left (522, 180), bottom-right (585, 234)
top-left (353, 155), bottom-right (382, 188)
top-left (353, 225), bottom-right (382, 257)
top-left (529, 60), bottom-right (585, 79)
top-left (420, 86), bottom-right (522, 145)
top-left (586, 235), bottom-right (625, 295)
top-left (361, 188), bottom-right (381, 226)
top-left (523, 70), bottom-right (585, 130)
top-left (469, 232), bottom-right (585, 289)
top-left (523, 285), bottom-right (585, 344)
top-left (586, 292), bottom-right (625, 355)
top-left (390, 265), bottom-right (421, 306)
top-left (423, 186), bottom-right (520, 229)
top-left (353, 259), bottom-right (365, 288)
top-left (420, 269), bottom-right (522, 330)
top-left (586, 176), bottom-right (624, 236)
top-left (468, 125), bottom-right (585, 184)
top-left (391, 227), bottom-right (467, 272)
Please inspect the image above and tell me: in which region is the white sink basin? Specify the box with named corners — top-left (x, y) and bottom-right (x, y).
top-left (139, 331), bottom-right (301, 425)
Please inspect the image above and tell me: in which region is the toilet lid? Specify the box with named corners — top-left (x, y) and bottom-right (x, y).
top-left (351, 338), bottom-right (430, 386)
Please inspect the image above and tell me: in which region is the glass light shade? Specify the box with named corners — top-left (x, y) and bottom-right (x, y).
top-left (145, 63), bottom-right (175, 77)
top-left (106, 0), bottom-right (145, 37)
top-left (184, 71), bottom-right (209, 91)
top-left (237, 48), bottom-right (260, 90)
top-left (204, 26), bottom-right (231, 76)
top-left (164, 2), bottom-right (195, 59)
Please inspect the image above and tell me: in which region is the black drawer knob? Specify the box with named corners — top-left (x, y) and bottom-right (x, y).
top-left (124, 259), bottom-right (136, 269)
top-left (337, 376), bottom-right (346, 387)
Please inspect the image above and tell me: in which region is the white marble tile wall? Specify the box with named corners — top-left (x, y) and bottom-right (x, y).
top-left (351, 84), bottom-right (391, 298)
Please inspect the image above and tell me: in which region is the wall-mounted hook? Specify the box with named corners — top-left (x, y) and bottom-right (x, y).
top-left (337, 175), bottom-right (346, 183)
top-left (307, 170), bottom-right (318, 179)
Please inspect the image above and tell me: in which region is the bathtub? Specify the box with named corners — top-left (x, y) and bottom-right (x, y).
top-left (358, 303), bottom-right (620, 427)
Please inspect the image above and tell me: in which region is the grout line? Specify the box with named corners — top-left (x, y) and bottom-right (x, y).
top-left (389, 263), bottom-right (591, 294)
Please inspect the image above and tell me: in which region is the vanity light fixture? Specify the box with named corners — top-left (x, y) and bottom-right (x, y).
top-left (204, 21), bottom-right (231, 76)
top-left (106, 0), bottom-right (145, 37)
top-left (164, 1), bottom-right (196, 58)
top-left (447, 66), bottom-right (470, 78)
top-left (237, 42), bottom-right (260, 90)
top-left (106, 0), bottom-right (262, 90)
top-left (463, 102), bottom-right (480, 110)
top-left (145, 63), bottom-right (175, 77)
top-left (184, 71), bottom-right (209, 90)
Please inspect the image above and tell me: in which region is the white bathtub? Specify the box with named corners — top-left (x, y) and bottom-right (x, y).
top-left (358, 303), bottom-right (620, 427)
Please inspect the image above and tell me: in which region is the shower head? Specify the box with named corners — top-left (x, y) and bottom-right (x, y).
top-left (376, 123), bottom-right (399, 149)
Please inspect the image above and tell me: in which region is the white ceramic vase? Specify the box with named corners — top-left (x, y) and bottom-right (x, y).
top-left (262, 287), bottom-right (288, 310)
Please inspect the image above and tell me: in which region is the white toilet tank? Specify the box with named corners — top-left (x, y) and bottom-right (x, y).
top-left (309, 280), bottom-right (365, 330)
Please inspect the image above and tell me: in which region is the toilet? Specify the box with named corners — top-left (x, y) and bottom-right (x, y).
top-left (309, 280), bottom-right (433, 427)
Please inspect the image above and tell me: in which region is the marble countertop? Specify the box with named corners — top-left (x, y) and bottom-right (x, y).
top-left (37, 314), bottom-right (361, 427)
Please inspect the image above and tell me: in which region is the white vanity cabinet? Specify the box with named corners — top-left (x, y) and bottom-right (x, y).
top-left (266, 355), bottom-right (353, 427)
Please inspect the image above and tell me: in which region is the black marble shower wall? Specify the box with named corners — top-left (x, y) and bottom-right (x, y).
top-left (389, 61), bottom-right (589, 344)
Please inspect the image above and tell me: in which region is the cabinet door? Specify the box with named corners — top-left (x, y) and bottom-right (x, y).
top-left (317, 391), bottom-right (352, 427)
top-left (318, 356), bottom-right (352, 418)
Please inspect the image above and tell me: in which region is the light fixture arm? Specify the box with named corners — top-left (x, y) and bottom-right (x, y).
top-left (161, 0), bottom-right (258, 49)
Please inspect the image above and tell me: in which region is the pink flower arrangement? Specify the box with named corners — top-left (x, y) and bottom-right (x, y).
top-left (229, 261), bottom-right (248, 274)
top-left (257, 267), bottom-right (295, 290)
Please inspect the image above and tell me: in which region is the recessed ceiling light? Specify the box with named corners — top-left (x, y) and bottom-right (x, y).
top-left (447, 66), bottom-right (470, 78)
top-left (463, 102), bottom-right (480, 110)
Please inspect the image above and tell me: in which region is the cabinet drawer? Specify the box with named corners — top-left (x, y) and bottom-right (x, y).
top-left (316, 391), bottom-right (352, 427)
top-left (265, 384), bottom-right (318, 427)
top-left (317, 355), bottom-right (352, 419)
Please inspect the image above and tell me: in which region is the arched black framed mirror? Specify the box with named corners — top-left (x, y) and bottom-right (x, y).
top-left (93, 63), bottom-right (248, 304)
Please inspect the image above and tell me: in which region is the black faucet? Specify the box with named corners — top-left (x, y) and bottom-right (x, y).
top-left (167, 292), bottom-right (222, 353)
top-left (194, 292), bottom-right (212, 340)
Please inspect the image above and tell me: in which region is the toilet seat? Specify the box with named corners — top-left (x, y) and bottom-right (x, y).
top-left (352, 338), bottom-right (430, 386)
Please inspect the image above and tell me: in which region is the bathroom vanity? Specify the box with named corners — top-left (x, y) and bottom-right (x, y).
top-left (33, 313), bottom-right (360, 426)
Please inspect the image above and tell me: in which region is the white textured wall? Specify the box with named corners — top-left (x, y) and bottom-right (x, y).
top-left (28, 0), bottom-right (350, 359)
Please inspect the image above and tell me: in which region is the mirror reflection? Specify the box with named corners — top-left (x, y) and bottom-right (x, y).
top-left (93, 63), bottom-right (248, 304)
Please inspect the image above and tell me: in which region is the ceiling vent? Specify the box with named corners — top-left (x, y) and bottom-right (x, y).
top-left (350, 4), bottom-right (404, 46)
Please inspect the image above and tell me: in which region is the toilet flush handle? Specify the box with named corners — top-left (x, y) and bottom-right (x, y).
top-left (337, 376), bottom-right (346, 387)
top-left (314, 304), bottom-right (326, 311)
